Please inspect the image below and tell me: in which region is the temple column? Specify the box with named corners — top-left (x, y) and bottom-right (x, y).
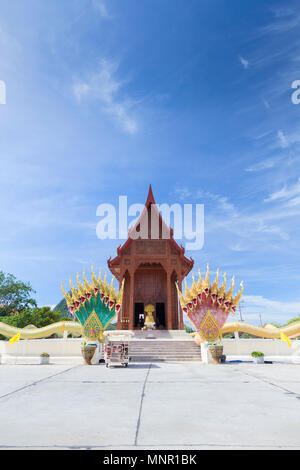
top-left (179, 279), bottom-right (184, 330)
top-left (167, 270), bottom-right (172, 330)
top-left (129, 269), bottom-right (135, 330)
top-left (117, 278), bottom-right (123, 330)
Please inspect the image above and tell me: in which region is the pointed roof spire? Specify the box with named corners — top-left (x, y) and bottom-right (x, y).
top-left (107, 184), bottom-right (194, 276)
top-left (146, 184), bottom-right (156, 206)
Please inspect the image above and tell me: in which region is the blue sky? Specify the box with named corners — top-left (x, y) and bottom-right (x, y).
top-left (1, 0), bottom-right (300, 324)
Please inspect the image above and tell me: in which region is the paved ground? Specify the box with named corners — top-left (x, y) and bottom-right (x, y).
top-left (0, 362), bottom-right (300, 450)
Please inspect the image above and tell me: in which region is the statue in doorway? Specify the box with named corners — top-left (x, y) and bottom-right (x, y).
top-left (144, 304), bottom-right (156, 330)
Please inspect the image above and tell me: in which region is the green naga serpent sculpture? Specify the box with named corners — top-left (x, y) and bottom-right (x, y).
top-left (61, 266), bottom-right (124, 342)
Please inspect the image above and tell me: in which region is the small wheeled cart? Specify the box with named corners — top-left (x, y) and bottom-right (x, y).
top-left (103, 332), bottom-right (133, 368)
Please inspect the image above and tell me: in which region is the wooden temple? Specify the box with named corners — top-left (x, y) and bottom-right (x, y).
top-left (107, 186), bottom-right (194, 330)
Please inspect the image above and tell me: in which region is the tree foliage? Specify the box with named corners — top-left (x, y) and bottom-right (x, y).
top-left (1, 307), bottom-right (71, 329)
top-left (0, 271), bottom-right (37, 316)
top-left (184, 324), bottom-right (194, 334)
top-left (286, 316), bottom-right (300, 326)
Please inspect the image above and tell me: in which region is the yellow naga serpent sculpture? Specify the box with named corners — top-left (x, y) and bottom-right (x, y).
top-left (61, 266), bottom-right (124, 341)
top-left (0, 263), bottom-right (300, 340)
top-left (1, 320), bottom-right (300, 341)
top-left (0, 266), bottom-right (125, 342)
top-left (176, 265), bottom-right (300, 342)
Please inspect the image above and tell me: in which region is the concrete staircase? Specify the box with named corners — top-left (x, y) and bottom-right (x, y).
top-left (129, 336), bottom-right (202, 362)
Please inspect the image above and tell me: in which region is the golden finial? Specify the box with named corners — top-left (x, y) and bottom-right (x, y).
top-left (82, 270), bottom-right (91, 292)
top-left (103, 274), bottom-right (110, 301)
top-left (61, 283), bottom-right (72, 305)
top-left (109, 276), bottom-right (116, 302)
top-left (69, 277), bottom-right (78, 299)
top-left (232, 281), bottom-right (244, 307)
top-left (61, 281), bottom-right (67, 297)
top-left (115, 279), bottom-right (125, 313)
top-left (76, 273), bottom-right (84, 295)
top-left (225, 276), bottom-right (235, 301)
top-left (184, 278), bottom-right (193, 303)
top-left (116, 279), bottom-right (125, 305)
top-left (197, 269), bottom-right (202, 292)
top-left (218, 272), bottom-right (227, 298)
top-left (99, 274), bottom-right (104, 293)
top-left (191, 274), bottom-right (198, 299)
top-left (176, 282), bottom-right (186, 308)
top-left (203, 264), bottom-right (209, 288)
top-left (211, 269), bottom-right (219, 295)
top-left (91, 266), bottom-right (99, 288)
top-left (108, 280), bottom-right (117, 310)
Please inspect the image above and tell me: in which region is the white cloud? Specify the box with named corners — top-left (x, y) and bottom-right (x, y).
top-left (273, 7), bottom-right (295, 19)
top-left (196, 190), bottom-right (237, 216)
top-left (242, 294), bottom-right (300, 323)
top-left (200, 188), bottom-right (293, 242)
top-left (264, 177), bottom-right (300, 205)
top-left (0, 26), bottom-right (22, 70)
top-left (246, 158), bottom-right (278, 172)
top-left (172, 186), bottom-right (294, 243)
top-left (239, 56), bottom-right (249, 69)
top-left (256, 6), bottom-right (300, 37)
top-left (73, 59), bottom-right (138, 135)
top-left (277, 130), bottom-right (289, 148)
top-left (92, 0), bottom-right (110, 18)
top-left (263, 99), bottom-right (271, 109)
top-left (173, 187), bottom-right (192, 201)
top-left (230, 243), bottom-right (249, 252)
top-left (73, 83), bottom-right (90, 101)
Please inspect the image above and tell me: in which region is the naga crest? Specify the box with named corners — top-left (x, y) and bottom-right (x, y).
top-left (176, 265), bottom-right (244, 342)
top-left (61, 266), bottom-right (124, 342)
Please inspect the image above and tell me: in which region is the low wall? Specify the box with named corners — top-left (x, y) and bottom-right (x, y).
top-left (223, 338), bottom-right (300, 360)
top-left (0, 338), bottom-right (83, 364)
top-left (0, 337), bottom-right (299, 364)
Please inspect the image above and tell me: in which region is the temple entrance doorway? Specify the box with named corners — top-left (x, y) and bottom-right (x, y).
top-left (134, 303), bottom-right (144, 328)
top-left (133, 263), bottom-right (167, 329)
top-left (156, 303), bottom-right (166, 329)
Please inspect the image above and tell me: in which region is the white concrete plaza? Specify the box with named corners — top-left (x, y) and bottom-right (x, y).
top-left (0, 362), bottom-right (299, 450)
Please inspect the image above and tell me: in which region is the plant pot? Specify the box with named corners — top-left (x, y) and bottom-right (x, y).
top-left (209, 345), bottom-right (224, 364)
top-left (81, 346), bottom-right (97, 365)
top-left (253, 356), bottom-right (264, 364)
top-left (40, 356), bottom-right (50, 365)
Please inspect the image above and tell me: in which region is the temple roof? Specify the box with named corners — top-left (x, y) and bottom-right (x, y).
top-left (108, 185), bottom-right (194, 269)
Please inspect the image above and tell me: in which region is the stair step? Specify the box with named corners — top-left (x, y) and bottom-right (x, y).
top-left (131, 358), bottom-right (202, 362)
top-left (126, 339), bottom-right (202, 362)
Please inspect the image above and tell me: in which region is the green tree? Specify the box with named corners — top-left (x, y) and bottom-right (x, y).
top-left (1, 307), bottom-right (72, 329)
top-left (184, 324), bottom-right (194, 334)
top-left (286, 316), bottom-right (300, 326)
top-left (0, 271), bottom-right (37, 316)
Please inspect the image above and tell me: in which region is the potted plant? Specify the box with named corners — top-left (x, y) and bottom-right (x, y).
top-left (40, 353), bottom-right (50, 365)
top-left (251, 351), bottom-right (264, 364)
top-left (208, 342), bottom-right (224, 364)
top-left (81, 341), bottom-right (97, 365)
